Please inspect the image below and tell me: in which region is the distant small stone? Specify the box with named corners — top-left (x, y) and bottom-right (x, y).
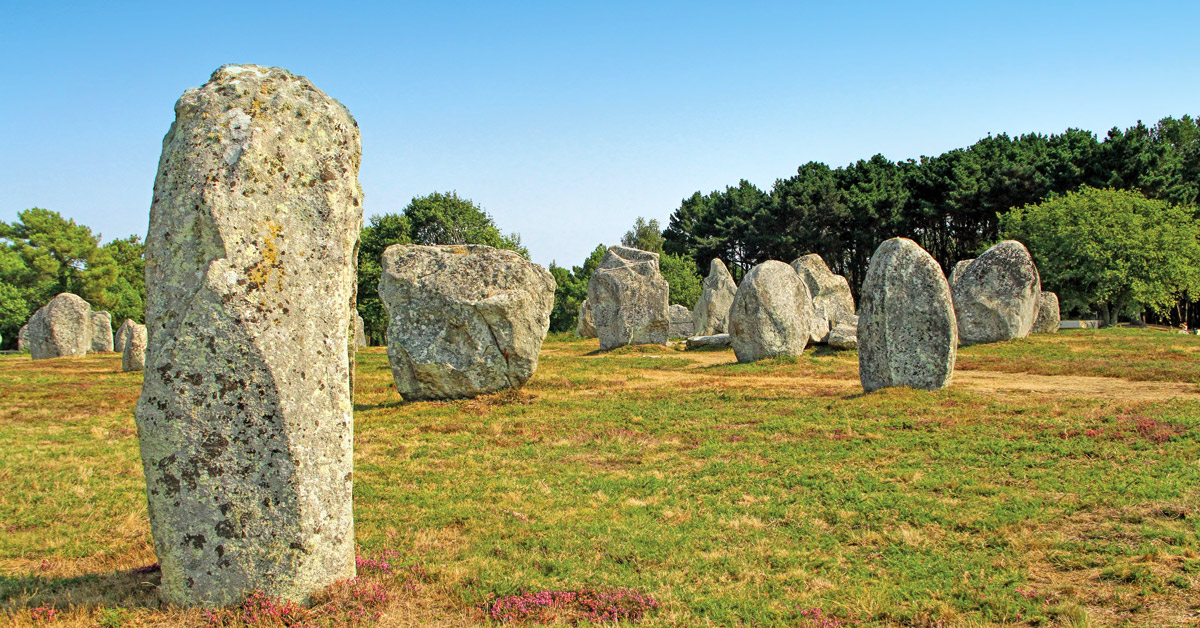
top-left (26, 293), bottom-right (92, 360)
top-left (380, 243), bottom-right (556, 400)
top-left (692, 258), bottom-right (737, 336)
top-left (948, 259), bottom-right (974, 287)
top-left (576, 299), bottom-right (597, 338)
top-left (355, 313), bottom-right (367, 347)
top-left (827, 322), bottom-right (858, 350)
top-left (728, 261), bottom-right (818, 363)
top-left (952, 240), bottom-right (1041, 345)
top-left (791, 254), bottom-right (855, 343)
top-left (668, 304), bottom-right (694, 338)
top-left (858, 238), bottom-right (957, 392)
top-left (1032, 291), bottom-right (1061, 334)
top-left (90, 310), bottom-right (114, 352)
top-left (18, 325), bottom-right (28, 352)
top-left (114, 319), bottom-right (137, 353)
top-left (686, 334), bottom-right (733, 350)
top-left (586, 246), bottom-right (669, 350)
top-left (121, 323), bottom-right (147, 371)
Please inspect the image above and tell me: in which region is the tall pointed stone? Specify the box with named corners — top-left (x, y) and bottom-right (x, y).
top-left (791, 254), bottom-right (855, 343)
top-left (122, 323), bottom-right (147, 372)
top-left (90, 310), bottom-right (114, 352)
top-left (586, 246), bottom-right (669, 350)
top-left (135, 65), bottom-right (361, 606)
top-left (859, 238), bottom-right (957, 392)
top-left (692, 258), bottom-right (737, 336)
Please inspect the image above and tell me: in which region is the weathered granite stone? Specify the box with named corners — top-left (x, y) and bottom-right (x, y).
top-left (1032, 291), bottom-right (1061, 334)
top-left (355, 313), bottom-right (367, 347)
top-left (859, 238), bottom-right (957, 392)
top-left (686, 333), bottom-right (732, 350)
top-left (134, 64), bottom-right (361, 607)
top-left (827, 322), bottom-right (858, 350)
top-left (90, 310), bottom-right (114, 352)
top-left (380, 244), bottom-right (555, 400)
top-left (692, 258), bottom-right (737, 336)
top-left (586, 246), bottom-right (669, 350)
top-left (576, 299), bottom-right (597, 338)
top-left (669, 304), bottom-right (694, 338)
top-left (18, 325), bottom-right (28, 352)
top-left (122, 323), bottom-right (147, 371)
top-left (27, 293), bottom-right (92, 360)
top-left (952, 240), bottom-right (1041, 345)
top-left (115, 319), bottom-right (137, 353)
top-left (948, 259), bottom-right (974, 287)
top-left (728, 261), bottom-right (818, 363)
top-left (791, 254), bottom-right (855, 343)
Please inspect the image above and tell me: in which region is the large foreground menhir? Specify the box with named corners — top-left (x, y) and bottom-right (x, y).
top-left (135, 65), bottom-right (361, 606)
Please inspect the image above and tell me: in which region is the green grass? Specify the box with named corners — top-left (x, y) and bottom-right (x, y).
top-left (3, 328), bottom-right (1200, 626)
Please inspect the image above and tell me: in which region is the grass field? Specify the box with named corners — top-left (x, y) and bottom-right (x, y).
top-left (2, 328), bottom-right (1199, 627)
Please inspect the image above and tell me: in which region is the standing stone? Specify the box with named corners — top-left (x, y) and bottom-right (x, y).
top-left (576, 299), bottom-right (597, 338)
top-left (26, 293), bottom-right (92, 360)
top-left (692, 258), bottom-right (737, 336)
top-left (948, 259), bottom-right (974, 287)
top-left (668, 304), bottom-right (694, 338)
top-left (791, 254), bottom-right (855, 343)
top-left (380, 244), bottom-right (555, 400)
top-left (1032, 291), bottom-right (1061, 334)
top-left (18, 325), bottom-right (28, 352)
top-left (90, 310), bottom-right (114, 352)
top-left (586, 246), bottom-right (669, 350)
top-left (134, 65), bottom-right (361, 607)
top-left (122, 323), bottom-right (147, 372)
top-left (115, 319), bottom-right (137, 353)
top-left (859, 238), bottom-right (957, 392)
top-left (355, 313), bottom-right (367, 347)
top-left (952, 240), bottom-right (1041, 345)
top-left (728, 261), bottom-right (818, 363)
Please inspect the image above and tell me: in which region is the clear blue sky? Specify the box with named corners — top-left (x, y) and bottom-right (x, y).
top-left (3, 1), bottom-right (1198, 268)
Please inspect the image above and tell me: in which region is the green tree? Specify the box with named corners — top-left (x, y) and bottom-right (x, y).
top-left (1, 208), bottom-right (118, 309)
top-left (660, 252), bottom-right (701, 308)
top-left (356, 213), bottom-right (411, 345)
top-left (1001, 186), bottom-right (1200, 325)
top-left (621, 217), bottom-right (665, 253)
top-left (404, 191), bottom-right (528, 257)
top-left (548, 244), bottom-right (606, 333)
top-left (101, 235), bottom-right (146, 326)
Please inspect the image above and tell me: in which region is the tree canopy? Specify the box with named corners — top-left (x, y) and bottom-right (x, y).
top-left (1001, 187), bottom-right (1200, 325)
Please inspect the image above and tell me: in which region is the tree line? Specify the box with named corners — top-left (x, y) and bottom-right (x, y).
top-left (662, 115), bottom-right (1200, 326)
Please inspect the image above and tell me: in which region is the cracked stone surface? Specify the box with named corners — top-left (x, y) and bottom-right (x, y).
top-left (379, 244), bottom-right (555, 400)
top-left (692, 258), bottom-right (736, 336)
top-left (859, 238), bottom-right (957, 392)
top-left (729, 260), bottom-right (817, 363)
top-left (135, 64), bottom-right (361, 607)
top-left (27, 293), bottom-right (92, 360)
top-left (90, 310), bottom-right (114, 352)
top-left (952, 240), bottom-right (1041, 345)
top-left (587, 246), bottom-right (669, 350)
top-left (791, 253), bottom-right (855, 343)
top-left (1032, 291), bottom-right (1061, 334)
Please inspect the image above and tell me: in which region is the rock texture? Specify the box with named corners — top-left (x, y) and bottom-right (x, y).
top-left (827, 320), bottom-right (859, 350)
top-left (26, 293), bottom-right (92, 360)
top-left (952, 240), bottom-right (1041, 345)
top-left (380, 244), bottom-right (555, 401)
top-left (859, 238), bottom-right (957, 392)
top-left (668, 304), bottom-right (694, 338)
top-left (586, 246), bottom-right (669, 350)
top-left (355, 313), bottom-right (367, 347)
top-left (576, 299), bottom-right (596, 338)
top-left (692, 258), bottom-right (737, 336)
top-left (791, 254), bottom-right (855, 343)
top-left (122, 323), bottom-right (147, 371)
top-left (134, 65), bottom-right (361, 606)
top-left (686, 334), bottom-right (732, 350)
top-left (728, 261), bottom-right (818, 363)
top-left (1032, 291), bottom-right (1061, 334)
top-left (948, 259), bottom-right (974, 287)
top-left (90, 310), bottom-right (114, 352)
top-left (115, 319), bottom-right (137, 353)
top-left (18, 325), bottom-right (28, 352)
